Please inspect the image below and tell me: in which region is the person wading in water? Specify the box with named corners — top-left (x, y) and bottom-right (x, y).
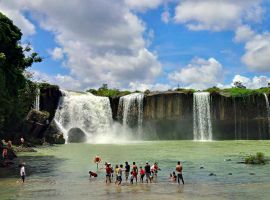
top-left (176, 161), bottom-right (184, 185)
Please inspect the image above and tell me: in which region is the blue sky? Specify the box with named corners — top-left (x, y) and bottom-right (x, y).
top-left (1, 0), bottom-right (270, 91)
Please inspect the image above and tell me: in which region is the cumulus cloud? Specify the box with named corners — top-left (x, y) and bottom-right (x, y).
top-left (168, 57), bottom-right (223, 89)
top-left (48, 47), bottom-right (64, 60)
top-left (231, 74), bottom-right (270, 89)
top-left (241, 32), bottom-right (270, 72)
top-left (174, 0), bottom-right (263, 31)
top-left (125, 0), bottom-right (164, 11)
top-left (234, 25), bottom-right (255, 43)
top-left (30, 70), bottom-right (82, 90)
top-left (1, 0), bottom-right (163, 90)
top-left (0, 1), bottom-right (35, 36)
top-left (128, 81), bottom-right (171, 91)
top-left (161, 11), bottom-right (170, 24)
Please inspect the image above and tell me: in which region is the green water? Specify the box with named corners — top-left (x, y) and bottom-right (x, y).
top-left (0, 141), bottom-right (270, 200)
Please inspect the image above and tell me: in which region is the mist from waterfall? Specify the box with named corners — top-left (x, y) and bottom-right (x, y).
top-left (54, 90), bottom-right (132, 143)
top-left (264, 93), bottom-right (270, 134)
top-left (117, 93), bottom-right (144, 137)
top-left (33, 88), bottom-right (40, 111)
top-left (193, 92), bottom-right (213, 141)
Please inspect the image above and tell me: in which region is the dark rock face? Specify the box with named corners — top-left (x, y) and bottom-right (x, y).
top-left (109, 97), bottom-right (120, 120)
top-left (40, 85), bottom-right (61, 122)
top-left (22, 109), bottom-right (50, 142)
top-left (44, 121), bottom-right (65, 144)
top-left (143, 92), bottom-right (193, 139)
top-left (112, 91), bottom-right (269, 140)
top-left (67, 127), bottom-right (86, 143)
top-left (211, 93), bottom-right (269, 139)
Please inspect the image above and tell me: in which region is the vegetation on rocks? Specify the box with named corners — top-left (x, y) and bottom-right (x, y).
top-left (0, 12), bottom-right (42, 140)
top-left (87, 84), bottom-right (131, 97)
top-left (244, 152), bottom-right (267, 164)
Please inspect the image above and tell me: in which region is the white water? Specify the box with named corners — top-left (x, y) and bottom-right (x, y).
top-left (118, 93), bottom-right (144, 137)
top-left (193, 92), bottom-right (213, 141)
top-left (54, 90), bottom-right (131, 143)
top-left (34, 88), bottom-right (40, 111)
top-left (264, 93), bottom-right (270, 134)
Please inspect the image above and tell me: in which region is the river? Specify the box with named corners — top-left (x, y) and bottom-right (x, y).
top-left (0, 141), bottom-right (270, 200)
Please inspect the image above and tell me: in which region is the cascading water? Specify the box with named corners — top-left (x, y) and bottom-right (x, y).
top-left (117, 93), bottom-right (144, 137)
top-left (54, 90), bottom-right (114, 143)
top-left (193, 92), bottom-right (213, 141)
top-left (264, 93), bottom-right (270, 134)
top-left (34, 88), bottom-right (40, 111)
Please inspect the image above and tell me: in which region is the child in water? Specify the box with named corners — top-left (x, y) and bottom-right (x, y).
top-left (19, 163), bottom-right (26, 183)
top-left (139, 166), bottom-right (145, 183)
top-left (130, 169), bottom-right (137, 184)
top-left (170, 171), bottom-right (177, 182)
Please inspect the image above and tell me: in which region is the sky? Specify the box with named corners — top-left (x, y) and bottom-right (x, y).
top-left (1, 0), bottom-right (270, 91)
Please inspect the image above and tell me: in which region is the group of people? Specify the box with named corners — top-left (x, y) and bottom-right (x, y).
top-left (89, 161), bottom-right (184, 185)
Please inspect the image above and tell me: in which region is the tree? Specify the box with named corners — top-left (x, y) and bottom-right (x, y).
top-left (0, 12), bottom-right (42, 135)
top-left (233, 81), bottom-right (246, 89)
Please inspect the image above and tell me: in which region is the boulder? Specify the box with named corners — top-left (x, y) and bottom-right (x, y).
top-left (44, 120), bottom-right (65, 144)
top-left (67, 127), bottom-right (86, 143)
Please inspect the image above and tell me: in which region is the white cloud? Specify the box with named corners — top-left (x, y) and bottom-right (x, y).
top-left (129, 82), bottom-right (171, 91)
top-left (241, 32), bottom-right (270, 72)
top-left (234, 25), bottom-right (255, 43)
top-left (1, 0), bottom-right (163, 90)
top-left (125, 0), bottom-right (163, 11)
top-left (231, 74), bottom-right (270, 88)
top-left (0, 1), bottom-right (35, 36)
top-left (174, 0), bottom-right (263, 31)
top-left (48, 47), bottom-right (64, 60)
top-left (168, 57), bottom-right (223, 89)
top-left (161, 11), bottom-right (170, 24)
top-left (30, 70), bottom-right (82, 90)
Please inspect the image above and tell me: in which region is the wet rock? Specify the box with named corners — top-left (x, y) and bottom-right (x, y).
top-left (200, 166), bottom-right (204, 169)
top-left (228, 173), bottom-right (232, 175)
top-left (249, 173), bottom-right (255, 175)
top-left (209, 173), bottom-right (216, 176)
top-left (67, 127), bottom-right (86, 143)
top-left (13, 146), bottom-right (37, 152)
top-left (224, 159), bottom-right (232, 161)
top-left (44, 121), bottom-right (65, 144)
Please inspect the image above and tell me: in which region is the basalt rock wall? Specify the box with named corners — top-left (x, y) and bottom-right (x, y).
top-left (109, 92), bottom-right (269, 140)
top-left (211, 93), bottom-right (269, 140)
top-left (40, 84), bottom-right (61, 122)
top-left (143, 92), bottom-right (193, 139)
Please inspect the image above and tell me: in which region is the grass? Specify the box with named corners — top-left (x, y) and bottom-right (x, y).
top-left (244, 152), bottom-right (267, 164)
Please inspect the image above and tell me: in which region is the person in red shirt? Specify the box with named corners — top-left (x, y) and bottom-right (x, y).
top-left (130, 169), bottom-right (137, 184)
top-left (105, 163), bottom-right (112, 183)
top-left (139, 166), bottom-right (145, 183)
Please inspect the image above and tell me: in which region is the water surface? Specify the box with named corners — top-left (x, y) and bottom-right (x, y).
top-left (0, 141), bottom-right (269, 200)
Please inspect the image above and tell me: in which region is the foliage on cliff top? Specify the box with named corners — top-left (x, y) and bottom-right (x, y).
top-left (203, 87), bottom-right (270, 97)
top-left (174, 88), bottom-right (196, 94)
top-left (244, 152), bottom-right (267, 165)
top-left (0, 12), bottom-right (42, 134)
top-left (86, 84), bottom-right (131, 98)
top-left (38, 82), bottom-right (59, 90)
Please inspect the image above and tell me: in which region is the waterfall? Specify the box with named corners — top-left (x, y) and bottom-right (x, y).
top-left (264, 93), bottom-right (270, 134)
top-left (118, 93), bottom-right (144, 136)
top-left (34, 88), bottom-right (40, 111)
top-left (193, 92), bottom-right (213, 140)
top-left (54, 90), bottom-right (113, 143)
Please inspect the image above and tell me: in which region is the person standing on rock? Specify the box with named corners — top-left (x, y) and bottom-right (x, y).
top-left (176, 161), bottom-right (184, 185)
top-left (20, 163), bottom-right (26, 183)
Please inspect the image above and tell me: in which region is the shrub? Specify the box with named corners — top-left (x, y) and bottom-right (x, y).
top-left (244, 152), bottom-right (267, 164)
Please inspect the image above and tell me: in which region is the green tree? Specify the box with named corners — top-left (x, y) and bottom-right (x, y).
top-left (0, 12), bottom-right (42, 136)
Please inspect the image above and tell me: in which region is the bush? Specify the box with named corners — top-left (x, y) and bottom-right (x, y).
top-left (244, 152), bottom-right (267, 164)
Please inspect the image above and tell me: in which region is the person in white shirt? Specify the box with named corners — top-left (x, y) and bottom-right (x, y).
top-left (20, 163), bottom-right (26, 183)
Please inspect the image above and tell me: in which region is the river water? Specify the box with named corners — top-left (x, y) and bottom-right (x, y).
top-left (0, 141), bottom-right (270, 200)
